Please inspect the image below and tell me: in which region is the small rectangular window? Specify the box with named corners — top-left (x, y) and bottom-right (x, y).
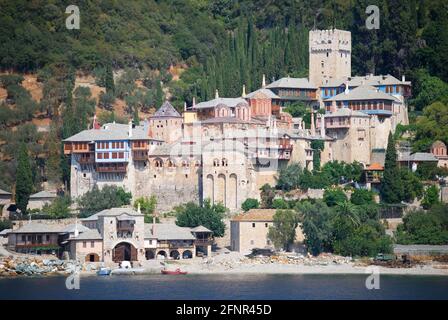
top-left (83, 241), bottom-right (87, 248)
top-left (252, 223), bottom-right (255, 228)
top-left (91, 241), bottom-right (94, 248)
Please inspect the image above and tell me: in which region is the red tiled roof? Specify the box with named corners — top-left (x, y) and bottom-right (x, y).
top-left (231, 209), bottom-right (276, 222)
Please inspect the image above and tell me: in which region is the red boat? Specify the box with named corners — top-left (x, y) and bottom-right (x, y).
top-left (161, 268), bottom-right (188, 275)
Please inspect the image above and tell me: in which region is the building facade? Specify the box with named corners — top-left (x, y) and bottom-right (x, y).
top-left (230, 209), bottom-right (304, 253)
top-left (64, 28), bottom-right (411, 211)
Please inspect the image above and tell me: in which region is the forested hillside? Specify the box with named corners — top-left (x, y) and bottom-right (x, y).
top-left (0, 0), bottom-right (447, 193)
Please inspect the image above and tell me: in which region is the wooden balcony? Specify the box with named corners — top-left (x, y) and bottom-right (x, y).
top-left (78, 156), bottom-right (95, 164)
top-left (194, 239), bottom-right (213, 246)
top-left (133, 151), bottom-right (148, 161)
top-left (64, 142), bottom-right (93, 154)
top-left (96, 164), bottom-right (127, 173)
top-left (131, 141), bottom-right (149, 150)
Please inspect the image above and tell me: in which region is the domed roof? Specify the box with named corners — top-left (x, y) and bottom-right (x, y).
top-left (432, 140), bottom-right (447, 148)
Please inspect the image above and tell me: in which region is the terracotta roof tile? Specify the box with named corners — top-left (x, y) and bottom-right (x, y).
top-left (231, 209), bottom-right (276, 222)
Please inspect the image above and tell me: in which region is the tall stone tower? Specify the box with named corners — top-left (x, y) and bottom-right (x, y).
top-left (309, 29), bottom-right (351, 86)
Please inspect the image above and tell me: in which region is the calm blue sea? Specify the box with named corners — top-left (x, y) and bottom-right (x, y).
top-left (0, 274), bottom-right (447, 300)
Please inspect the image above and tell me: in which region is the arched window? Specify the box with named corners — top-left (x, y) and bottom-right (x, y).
top-left (167, 159), bottom-right (175, 168)
top-left (154, 158), bottom-right (163, 168)
top-left (182, 160), bottom-right (189, 168)
top-left (222, 158), bottom-right (228, 167)
top-left (213, 159), bottom-right (220, 167)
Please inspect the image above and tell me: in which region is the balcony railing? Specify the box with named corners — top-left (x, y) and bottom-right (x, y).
top-left (96, 164), bottom-right (127, 173)
top-left (194, 239), bottom-right (213, 245)
top-left (79, 156), bottom-right (95, 164)
top-left (133, 151), bottom-right (148, 161)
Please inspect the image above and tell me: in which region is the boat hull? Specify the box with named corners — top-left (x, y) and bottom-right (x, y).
top-left (161, 270), bottom-right (188, 275)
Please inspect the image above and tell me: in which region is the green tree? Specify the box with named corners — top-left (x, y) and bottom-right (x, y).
top-left (105, 63), bottom-right (115, 94)
top-left (272, 198), bottom-right (289, 209)
top-left (381, 133), bottom-right (403, 203)
top-left (298, 200), bottom-right (334, 256)
top-left (395, 208), bottom-right (448, 245)
top-left (334, 201), bottom-right (361, 228)
top-left (77, 185), bottom-right (132, 217)
top-left (175, 199), bottom-right (226, 237)
top-left (323, 188), bottom-right (348, 207)
top-left (276, 163), bottom-right (303, 191)
top-left (41, 195), bottom-right (71, 219)
top-left (267, 209), bottom-right (299, 251)
top-left (350, 189), bottom-right (375, 205)
top-left (311, 140), bottom-right (325, 171)
top-left (413, 101), bottom-right (448, 152)
top-left (0, 219), bottom-right (12, 232)
top-left (134, 196), bottom-right (157, 223)
top-left (241, 198), bottom-right (259, 212)
top-left (399, 168), bottom-right (424, 202)
top-left (260, 184), bottom-right (275, 208)
top-left (421, 185), bottom-right (440, 209)
top-left (15, 143), bottom-right (33, 213)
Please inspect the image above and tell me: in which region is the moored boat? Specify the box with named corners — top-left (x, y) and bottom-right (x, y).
top-left (97, 267), bottom-right (111, 276)
top-left (161, 268), bottom-right (188, 275)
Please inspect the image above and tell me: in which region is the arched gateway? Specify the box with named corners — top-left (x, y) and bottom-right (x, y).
top-left (112, 242), bottom-right (138, 262)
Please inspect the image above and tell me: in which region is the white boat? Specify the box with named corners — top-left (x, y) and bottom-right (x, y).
top-left (110, 261), bottom-right (145, 275)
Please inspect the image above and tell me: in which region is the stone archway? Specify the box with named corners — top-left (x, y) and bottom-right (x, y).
top-left (145, 249), bottom-right (155, 260)
top-left (217, 174), bottom-right (226, 206)
top-left (229, 173), bottom-right (237, 209)
top-left (85, 253), bottom-right (100, 262)
top-left (113, 242), bottom-right (137, 262)
top-left (205, 174), bottom-right (214, 204)
top-left (182, 250), bottom-right (193, 259)
top-left (157, 250), bottom-right (167, 259)
top-left (170, 250), bottom-right (180, 260)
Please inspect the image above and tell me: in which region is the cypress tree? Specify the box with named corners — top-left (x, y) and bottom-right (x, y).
top-left (381, 133), bottom-right (403, 203)
top-left (105, 63), bottom-right (115, 95)
top-left (155, 80), bottom-right (164, 107)
top-left (133, 106), bottom-right (140, 125)
top-left (15, 143), bottom-right (33, 213)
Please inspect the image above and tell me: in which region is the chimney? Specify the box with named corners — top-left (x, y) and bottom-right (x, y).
top-left (242, 85), bottom-right (246, 97)
top-left (215, 89), bottom-right (219, 99)
top-left (128, 119), bottom-right (133, 137)
top-left (74, 217), bottom-right (79, 238)
top-left (262, 74), bottom-right (266, 88)
top-left (192, 96), bottom-right (196, 107)
top-left (402, 75), bottom-right (405, 82)
top-left (143, 118), bottom-right (149, 136)
top-left (152, 214), bottom-right (156, 236)
top-left (92, 114), bottom-right (100, 130)
top-left (310, 110), bottom-right (316, 135)
top-left (184, 101), bottom-right (187, 112)
top-left (345, 82), bottom-right (350, 95)
top-left (137, 202), bottom-right (141, 214)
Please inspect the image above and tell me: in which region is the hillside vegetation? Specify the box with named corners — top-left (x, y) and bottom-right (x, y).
top-left (0, 0), bottom-right (447, 193)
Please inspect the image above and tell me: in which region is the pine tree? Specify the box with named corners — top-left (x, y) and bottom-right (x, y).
top-left (381, 133), bottom-right (403, 203)
top-left (15, 143), bottom-right (33, 213)
top-left (45, 124), bottom-right (62, 184)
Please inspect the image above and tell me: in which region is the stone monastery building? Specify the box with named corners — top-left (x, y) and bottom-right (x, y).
top-left (64, 29), bottom-right (411, 212)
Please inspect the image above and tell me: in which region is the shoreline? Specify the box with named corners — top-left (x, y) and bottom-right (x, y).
top-left (2, 264), bottom-right (448, 278)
